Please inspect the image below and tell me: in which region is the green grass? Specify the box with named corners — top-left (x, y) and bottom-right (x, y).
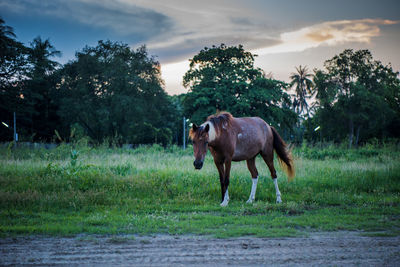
top-left (0, 143), bottom-right (399, 238)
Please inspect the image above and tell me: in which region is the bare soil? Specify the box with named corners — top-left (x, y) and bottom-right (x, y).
top-left (1, 231), bottom-right (399, 266)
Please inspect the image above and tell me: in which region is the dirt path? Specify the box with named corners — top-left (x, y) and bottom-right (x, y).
top-left (1, 232), bottom-right (399, 266)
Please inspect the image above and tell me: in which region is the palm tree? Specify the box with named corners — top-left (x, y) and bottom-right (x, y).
top-left (0, 17), bottom-right (26, 81)
top-left (0, 17), bottom-right (17, 49)
top-left (24, 37), bottom-right (61, 140)
top-left (289, 65), bottom-right (314, 117)
top-left (28, 36), bottom-right (61, 77)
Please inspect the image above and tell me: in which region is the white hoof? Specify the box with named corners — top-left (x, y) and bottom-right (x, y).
top-left (246, 198), bottom-right (254, 204)
top-left (276, 195), bottom-right (282, 203)
top-left (220, 200), bottom-right (229, 207)
top-left (220, 189), bottom-right (229, 207)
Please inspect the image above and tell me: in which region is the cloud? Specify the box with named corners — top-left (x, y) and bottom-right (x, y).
top-left (0, 0), bottom-right (172, 37)
top-left (1, 0), bottom-right (279, 63)
top-left (253, 19), bottom-right (399, 55)
top-left (150, 34), bottom-right (280, 63)
top-left (3, 0), bottom-right (398, 95)
top-left (160, 18), bottom-right (399, 95)
top-left (129, 0), bottom-right (281, 62)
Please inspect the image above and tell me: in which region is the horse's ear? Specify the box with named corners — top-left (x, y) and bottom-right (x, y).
top-left (204, 123), bottom-right (210, 133)
top-left (192, 124), bottom-right (198, 131)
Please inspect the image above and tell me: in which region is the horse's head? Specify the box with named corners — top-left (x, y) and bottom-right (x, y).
top-left (189, 123), bottom-right (211, 170)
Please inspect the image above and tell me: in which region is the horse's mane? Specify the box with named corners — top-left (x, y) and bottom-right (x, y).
top-left (189, 112), bottom-right (234, 140)
top-left (207, 111), bottom-right (233, 135)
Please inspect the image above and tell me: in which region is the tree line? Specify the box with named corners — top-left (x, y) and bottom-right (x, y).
top-left (1, 18), bottom-right (399, 147)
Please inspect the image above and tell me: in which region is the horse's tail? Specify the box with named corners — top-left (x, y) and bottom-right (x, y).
top-left (271, 127), bottom-right (295, 182)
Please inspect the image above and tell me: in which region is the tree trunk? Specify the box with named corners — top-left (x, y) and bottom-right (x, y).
top-left (348, 118), bottom-right (354, 149)
top-left (355, 125), bottom-right (361, 148)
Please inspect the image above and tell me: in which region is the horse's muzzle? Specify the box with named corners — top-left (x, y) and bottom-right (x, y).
top-left (193, 160), bottom-right (203, 170)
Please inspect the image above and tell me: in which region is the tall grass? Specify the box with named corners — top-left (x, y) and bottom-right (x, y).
top-left (0, 143), bottom-right (399, 237)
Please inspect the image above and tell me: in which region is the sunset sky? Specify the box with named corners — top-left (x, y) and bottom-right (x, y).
top-left (1, 0), bottom-right (399, 95)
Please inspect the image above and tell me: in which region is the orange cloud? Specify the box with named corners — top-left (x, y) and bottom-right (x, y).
top-left (306, 32), bottom-right (335, 42)
top-left (254, 19), bottom-right (399, 55)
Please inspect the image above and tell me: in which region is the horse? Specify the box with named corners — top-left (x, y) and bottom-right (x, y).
top-left (189, 112), bottom-right (294, 207)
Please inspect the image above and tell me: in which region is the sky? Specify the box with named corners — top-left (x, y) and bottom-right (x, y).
top-left (1, 0), bottom-right (400, 95)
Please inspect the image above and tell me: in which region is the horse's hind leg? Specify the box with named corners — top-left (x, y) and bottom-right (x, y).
top-left (261, 151), bottom-right (282, 203)
top-left (246, 157), bottom-right (259, 203)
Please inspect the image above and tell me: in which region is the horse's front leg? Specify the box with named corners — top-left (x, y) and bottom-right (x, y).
top-left (214, 160), bottom-right (225, 204)
top-left (220, 159), bottom-right (231, 207)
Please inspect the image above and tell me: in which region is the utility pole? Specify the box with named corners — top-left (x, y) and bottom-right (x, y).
top-left (183, 117), bottom-right (186, 150)
top-left (314, 125), bottom-right (321, 148)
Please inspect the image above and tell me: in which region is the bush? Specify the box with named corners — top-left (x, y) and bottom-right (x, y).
top-left (295, 141), bottom-right (398, 160)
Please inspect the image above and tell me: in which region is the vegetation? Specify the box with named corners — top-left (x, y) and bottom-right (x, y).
top-left (0, 17), bottom-right (399, 238)
top-left (307, 49), bottom-right (400, 147)
top-left (0, 19), bottom-right (180, 145)
top-left (58, 41), bottom-right (178, 145)
top-left (0, 144), bottom-right (399, 237)
top-left (289, 65), bottom-right (313, 117)
top-left (1, 18), bottom-right (399, 146)
top-left (182, 44), bottom-right (296, 135)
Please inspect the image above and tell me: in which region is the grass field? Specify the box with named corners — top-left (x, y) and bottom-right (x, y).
top-left (0, 142), bottom-right (399, 238)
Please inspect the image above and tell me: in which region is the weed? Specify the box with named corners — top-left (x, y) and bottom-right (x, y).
top-left (70, 149), bottom-right (79, 167)
top-left (0, 144), bottom-right (399, 237)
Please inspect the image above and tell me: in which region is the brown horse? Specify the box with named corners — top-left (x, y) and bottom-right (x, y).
top-left (189, 112), bottom-right (294, 207)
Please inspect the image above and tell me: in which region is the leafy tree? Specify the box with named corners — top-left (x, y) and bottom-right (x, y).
top-left (312, 69), bottom-right (336, 109)
top-left (307, 49), bottom-right (399, 146)
top-left (58, 40), bottom-right (176, 145)
top-left (0, 18), bottom-right (28, 141)
top-left (183, 44), bottom-right (297, 134)
top-left (373, 62), bottom-right (400, 138)
top-left (289, 65), bottom-right (313, 117)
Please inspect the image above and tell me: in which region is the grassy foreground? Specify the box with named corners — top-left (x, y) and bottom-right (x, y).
top-left (0, 143), bottom-right (399, 238)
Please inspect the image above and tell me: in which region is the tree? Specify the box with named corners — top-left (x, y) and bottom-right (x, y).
top-left (21, 36), bottom-right (61, 141)
top-left (289, 65), bottom-right (313, 117)
top-left (58, 40), bottom-right (177, 145)
top-left (183, 44), bottom-right (297, 134)
top-left (307, 49), bottom-right (399, 146)
top-left (312, 69), bottom-right (336, 109)
top-left (0, 17), bottom-right (27, 84)
top-left (0, 18), bottom-right (28, 141)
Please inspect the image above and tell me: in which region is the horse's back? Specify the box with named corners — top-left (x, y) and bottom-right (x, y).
top-left (231, 117), bottom-right (271, 161)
